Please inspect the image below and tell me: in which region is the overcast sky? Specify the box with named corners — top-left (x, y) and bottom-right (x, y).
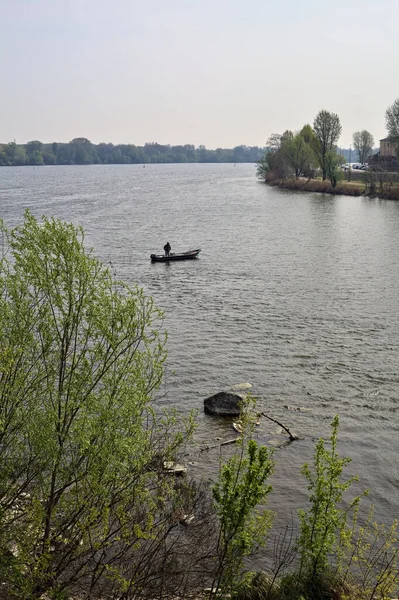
top-left (1, 0), bottom-right (398, 148)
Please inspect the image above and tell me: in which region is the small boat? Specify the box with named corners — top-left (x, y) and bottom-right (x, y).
top-left (150, 248), bottom-right (201, 262)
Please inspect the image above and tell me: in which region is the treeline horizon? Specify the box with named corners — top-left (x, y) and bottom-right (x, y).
top-left (0, 138), bottom-right (267, 166)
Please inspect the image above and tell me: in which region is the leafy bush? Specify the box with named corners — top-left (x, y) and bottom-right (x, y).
top-left (0, 211), bottom-right (195, 598)
top-left (211, 438), bottom-right (275, 598)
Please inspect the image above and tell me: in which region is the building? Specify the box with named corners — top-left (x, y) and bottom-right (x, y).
top-left (369, 138), bottom-right (398, 171)
top-left (379, 137), bottom-right (397, 158)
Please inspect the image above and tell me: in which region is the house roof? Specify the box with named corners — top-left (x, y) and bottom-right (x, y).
top-left (380, 137), bottom-right (392, 142)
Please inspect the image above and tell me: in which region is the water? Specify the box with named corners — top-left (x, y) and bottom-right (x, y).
top-left (1, 163), bottom-right (399, 542)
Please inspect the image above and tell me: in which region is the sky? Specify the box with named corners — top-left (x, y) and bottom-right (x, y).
top-left (1, 0), bottom-right (399, 148)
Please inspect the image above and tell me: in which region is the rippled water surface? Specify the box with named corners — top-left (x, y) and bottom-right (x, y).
top-left (1, 163), bottom-right (398, 537)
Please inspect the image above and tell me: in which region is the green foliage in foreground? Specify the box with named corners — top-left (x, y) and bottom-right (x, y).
top-left (0, 211), bottom-right (195, 598)
top-left (0, 214), bottom-right (397, 599)
top-left (298, 416), bottom-right (359, 578)
top-left (212, 437), bottom-right (275, 597)
top-left (232, 415), bottom-right (398, 600)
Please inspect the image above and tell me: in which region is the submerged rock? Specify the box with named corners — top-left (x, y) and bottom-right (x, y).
top-left (284, 405), bottom-right (311, 412)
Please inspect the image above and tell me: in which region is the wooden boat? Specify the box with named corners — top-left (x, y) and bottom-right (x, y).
top-left (150, 248), bottom-right (201, 262)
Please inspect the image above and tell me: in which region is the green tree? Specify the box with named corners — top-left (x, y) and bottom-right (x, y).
top-left (4, 142), bottom-right (18, 163)
top-left (325, 151), bottom-right (344, 188)
top-left (14, 147), bottom-right (27, 166)
top-left (256, 133), bottom-right (292, 181)
top-left (70, 137), bottom-right (94, 164)
top-left (285, 133), bottom-right (316, 179)
top-left (42, 149), bottom-right (56, 165)
top-left (0, 149), bottom-right (8, 166)
top-left (385, 98), bottom-right (399, 156)
top-left (29, 150), bottom-right (44, 165)
top-left (26, 141), bottom-right (44, 166)
top-left (26, 140), bottom-right (43, 154)
top-left (4, 143), bottom-right (27, 166)
top-left (0, 212), bottom-right (193, 598)
top-left (256, 150), bottom-right (272, 181)
top-left (352, 130), bottom-right (374, 165)
top-left (299, 124), bottom-right (317, 145)
top-left (313, 110), bottom-right (342, 180)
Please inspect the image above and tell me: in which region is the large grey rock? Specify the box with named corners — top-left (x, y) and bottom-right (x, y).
top-left (204, 391), bottom-right (244, 416)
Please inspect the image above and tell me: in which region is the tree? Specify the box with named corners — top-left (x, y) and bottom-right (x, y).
top-left (256, 133), bottom-right (293, 181)
top-left (285, 133), bottom-right (316, 179)
top-left (256, 150), bottom-right (273, 181)
top-left (299, 124), bottom-right (316, 145)
top-left (385, 98), bottom-right (399, 156)
top-left (26, 140), bottom-right (43, 155)
top-left (0, 212), bottom-right (193, 598)
top-left (26, 141), bottom-right (44, 166)
top-left (325, 151), bottom-right (344, 188)
top-left (352, 130), bottom-right (374, 165)
top-left (267, 133), bottom-right (283, 151)
top-left (313, 110), bottom-right (342, 180)
top-left (15, 148), bottom-right (27, 165)
top-left (70, 137), bottom-right (94, 164)
top-left (29, 150), bottom-right (44, 165)
top-left (42, 150), bottom-right (56, 165)
top-left (4, 142), bottom-right (18, 162)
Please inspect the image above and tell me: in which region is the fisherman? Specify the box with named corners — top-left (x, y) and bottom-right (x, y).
top-left (163, 242), bottom-right (171, 257)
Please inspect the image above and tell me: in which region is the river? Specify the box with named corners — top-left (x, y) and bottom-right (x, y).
top-left (1, 163), bottom-right (398, 546)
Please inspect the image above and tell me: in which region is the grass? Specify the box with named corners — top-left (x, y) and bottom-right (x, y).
top-left (266, 177), bottom-right (399, 199)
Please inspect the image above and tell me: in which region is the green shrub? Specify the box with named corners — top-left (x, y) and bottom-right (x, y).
top-left (298, 416), bottom-right (362, 583)
top-left (211, 438), bottom-right (275, 598)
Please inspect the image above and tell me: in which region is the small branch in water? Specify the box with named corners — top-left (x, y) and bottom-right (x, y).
top-left (200, 438), bottom-right (239, 452)
top-left (261, 413), bottom-right (298, 442)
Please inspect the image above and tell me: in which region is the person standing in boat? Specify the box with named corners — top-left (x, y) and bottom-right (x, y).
top-left (163, 242), bottom-right (171, 257)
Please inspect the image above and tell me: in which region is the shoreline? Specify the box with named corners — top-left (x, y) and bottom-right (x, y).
top-left (264, 177), bottom-right (399, 200)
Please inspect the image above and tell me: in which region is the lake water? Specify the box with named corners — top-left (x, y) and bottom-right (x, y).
top-left (1, 163), bottom-right (398, 547)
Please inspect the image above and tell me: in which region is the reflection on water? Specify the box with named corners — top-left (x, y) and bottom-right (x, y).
top-left (1, 163), bottom-right (399, 550)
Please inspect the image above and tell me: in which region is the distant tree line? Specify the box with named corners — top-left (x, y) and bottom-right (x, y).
top-left (0, 138), bottom-right (266, 166)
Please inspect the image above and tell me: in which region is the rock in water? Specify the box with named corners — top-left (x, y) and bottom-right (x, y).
top-left (232, 421), bottom-right (243, 433)
top-left (204, 391), bottom-right (244, 416)
top-left (230, 382), bottom-right (252, 391)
